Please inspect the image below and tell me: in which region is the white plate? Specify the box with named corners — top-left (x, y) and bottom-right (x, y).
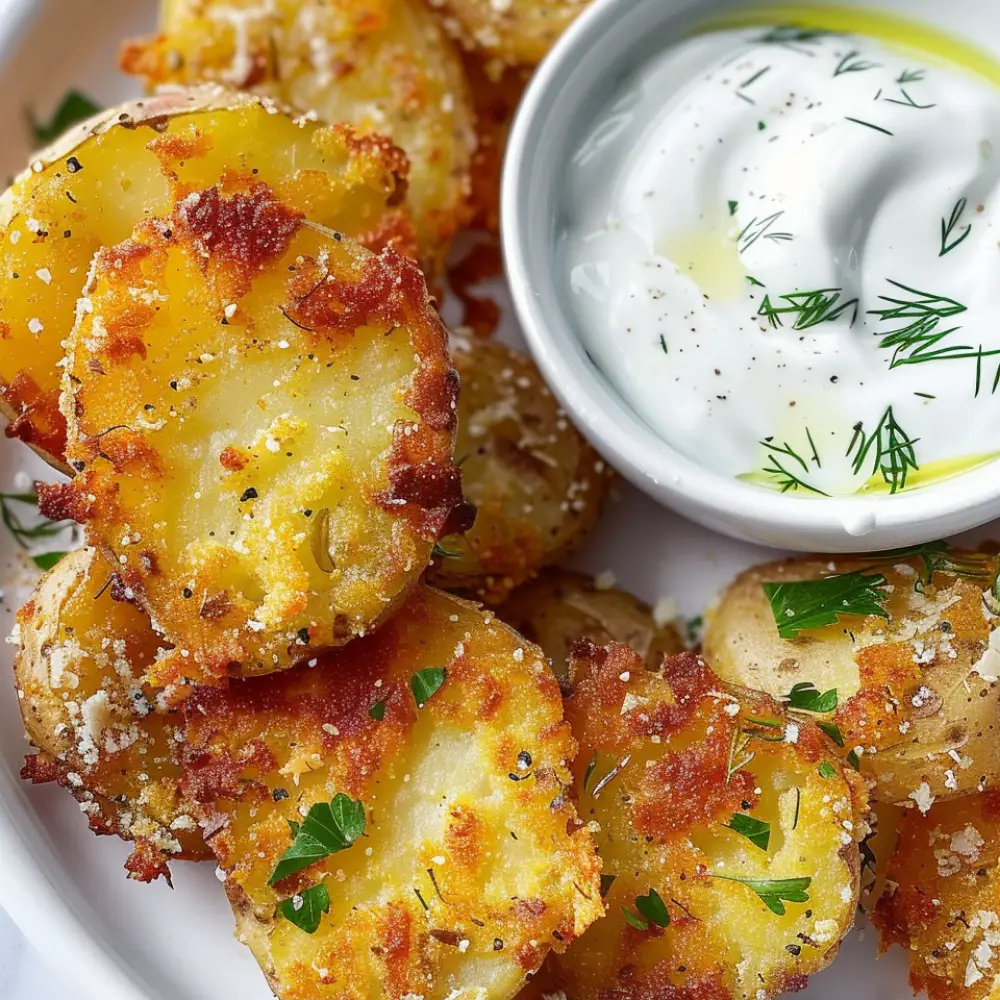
top-left (0, 1), bottom-right (945, 997)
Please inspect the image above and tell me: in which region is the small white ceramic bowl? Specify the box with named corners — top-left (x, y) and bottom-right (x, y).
top-left (502, 0), bottom-right (1000, 553)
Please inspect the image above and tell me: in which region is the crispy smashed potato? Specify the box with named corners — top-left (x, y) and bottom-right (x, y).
top-left (428, 339), bottom-right (610, 604)
top-left (14, 548), bottom-right (206, 881)
top-left (703, 550), bottom-right (1000, 806)
top-left (496, 567), bottom-right (684, 680)
top-left (874, 790), bottom-right (1000, 1000)
top-left (45, 185), bottom-right (467, 687)
top-left (123, 0), bottom-right (474, 274)
top-left (429, 0), bottom-right (590, 66)
top-left (0, 87), bottom-right (414, 470)
top-left (180, 585), bottom-right (603, 999)
top-left (547, 641), bottom-right (867, 1000)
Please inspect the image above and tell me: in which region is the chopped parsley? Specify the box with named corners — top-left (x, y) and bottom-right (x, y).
top-left (368, 700), bottom-right (386, 722)
top-left (269, 794), bottom-right (365, 884)
top-left (411, 667), bottom-right (447, 708)
top-left (28, 90), bottom-right (100, 146)
top-left (784, 682), bottom-right (838, 714)
top-left (634, 887), bottom-right (670, 928)
top-left (725, 813), bottom-right (771, 851)
top-left (714, 874), bottom-right (812, 915)
top-left (818, 761), bottom-right (837, 779)
top-left (277, 883), bottom-right (330, 934)
top-left (763, 571), bottom-right (890, 638)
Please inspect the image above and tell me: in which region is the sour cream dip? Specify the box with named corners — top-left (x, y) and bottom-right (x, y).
top-left (562, 23), bottom-right (1000, 497)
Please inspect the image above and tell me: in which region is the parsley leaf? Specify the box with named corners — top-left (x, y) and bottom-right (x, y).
top-left (29, 90), bottom-right (100, 146)
top-left (431, 542), bottom-right (461, 560)
top-left (411, 667), bottom-right (446, 707)
top-left (622, 905), bottom-right (649, 931)
top-left (818, 761), bottom-right (837, 779)
top-left (817, 721), bottom-right (845, 747)
top-left (763, 572), bottom-right (890, 638)
top-left (875, 540), bottom-right (996, 593)
top-left (725, 813), bottom-right (771, 851)
top-left (714, 874), bottom-right (812, 915)
top-left (368, 700), bottom-right (386, 721)
top-left (784, 682), bottom-right (838, 713)
top-left (277, 883), bottom-right (330, 934)
top-left (269, 794), bottom-right (365, 884)
top-left (634, 887), bottom-right (669, 928)
top-left (31, 551), bottom-right (67, 571)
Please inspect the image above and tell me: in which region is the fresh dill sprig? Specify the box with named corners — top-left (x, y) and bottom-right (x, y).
top-left (896, 68), bottom-right (926, 83)
top-left (940, 198), bottom-right (972, 256)
top-left (873, 540), bottom-right (997, 593)
top-left (844, 116), bottom-right (894, 136)
top-left (867, 279), bottom-right (970, 367)
top-left (757, 288), bottom-right (858, 330)
top-left (738, 211), bottom-right (794, 252)
top-left (759, 437), bottom-right (829, 496)
top-left (884, 88), bottom-right (936, 110)
top-left (847, 406), bottom-right (919, 493)
top-left (834, 50), bottom-right (880, 76)
top-left (758, 25), bottom-right (832, 53)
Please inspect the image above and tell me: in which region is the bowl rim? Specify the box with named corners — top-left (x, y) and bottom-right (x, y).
top-left (501, 0), bottom-right (1000, 552)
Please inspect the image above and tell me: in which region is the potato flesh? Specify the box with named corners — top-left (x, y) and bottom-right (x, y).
top-left (56, 193), bottom-right (461, 684)
top-left (182, 586), bottom-right (603, 999)
top-left (129, 0), bottom-right (474, 272)
top-left (703, 553), bottom-right (1000, 804)
top-left (0, 89), bottom-right (412, 467)
top-left (14, 548), bottom-right (205, 879)
top-left (429, 339), bottom-right (609, 603)
top-left (550, 643), bottom-right (867, 1000)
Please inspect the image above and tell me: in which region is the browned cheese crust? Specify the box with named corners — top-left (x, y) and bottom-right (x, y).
top-left (180, 585), bottom-right (603, 999)
top-left (44, 184), bottom-right (469, 687)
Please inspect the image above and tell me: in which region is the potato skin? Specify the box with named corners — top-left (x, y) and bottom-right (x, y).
top-left (124, 0), bottom-right (474, 274)
top-left (873, 790), bottom-right (1000, 1000)
top-left (14, 548), bottom-right (207, 881)
top-left (428, 339), bottom-right (611, 603)
top-left (496, 567), bottom-right (684, 680)
top-left (0, 87), bottom-right (415, 471)
top-left (703, 551), bottom-right (1000, 805)
top-left (46, 185), bottom-right (467, 687)
top-left (548, 642), bottom-right (868, 1000)
top-left (181, 585), bottom-right (603, 1000)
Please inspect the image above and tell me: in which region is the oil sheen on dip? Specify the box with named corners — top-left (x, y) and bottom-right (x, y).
top-left (562, 22), bottom-right (1000, 497)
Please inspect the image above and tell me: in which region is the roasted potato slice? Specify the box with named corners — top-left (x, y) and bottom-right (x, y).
top-left (703, 548), bottom-right (1000, 806)
top-left (496, 567), bottom-right (684, 680)
top-left (44, 185), bottom-right (467, 687)
top-left (14, 547), bottom-right (206, 881)
top-left (546, 641), bottom-right (868, 1000)
top-left (0, 87), bottom-right (414, 470)
top-left (873, 790), bottom-right (1000, 1000)
top-left (180, 585), bottom-right (603, 1000)
top-left (428, 339), bottom-right (611, 603)
top-left (123, 0), bottom-right (474, 274)
top-left (429, 0), bottom-right (590, 66)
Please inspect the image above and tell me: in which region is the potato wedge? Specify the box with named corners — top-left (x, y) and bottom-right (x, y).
top-left (180, 585), bottom-right (603, 1000)
top-left (496, 567), bottom-right (684, 680)
top-left (703, 548), bottom-right (1000, 805)
top-left (428, 339), bottom-right (611, 604)
top-left (0, 87), bottom-right (414, 470)
top-left (873, 790), bottom-right (1000, 1000)
top-left (43, 186), bottom-right (468, 687)
top-left (547, 641), bottom-right (868, 1000)
top-left (123, 0), bottom-right (474, 274)
top-left (14, 548), bottom-right (206, 881)
top-left (429, 0), bottom-right (590, 66)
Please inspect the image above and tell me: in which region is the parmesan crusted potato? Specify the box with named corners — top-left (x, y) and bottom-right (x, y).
top-left (180, 585), bottom-right (603, 1000)
top-left (123, 0), bottom-right (474, 274)
top-left (428, 339), bottom-right (611, 604)
top-left (703, 549), bottom-right (1000, 806)
top-left (0, 87), bottom-right (414, 470)
top-left (496, 567), bottom-right (684, 680)
top-left (43, 186), bottom-right (468, 687)
top-left (873, 790), bottom-right (1000, 1000)
top-left (14, 548), bottom-right (206, 881)
top-left (429, 0), bottom-right (590, 66)
top-left (547, 642), bottom-right (868, 1000)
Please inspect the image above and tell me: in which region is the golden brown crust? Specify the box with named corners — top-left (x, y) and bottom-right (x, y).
top-left (53, 186), bottom-right (463, 685)
top-left (182, 585), bottom-right (603, 999)
top-left (428, 338), bottom-right (612, 604)
top-left (124, 0), bottom-right (475, 275)
top-left (0, 87), bottom-right (416, 469)
top-left (703, 551), bottom-right (1000, 804)
top-left (14, 548), bottom-right (207, 881)
top-left (549, 642), bottom-right (868, 1000)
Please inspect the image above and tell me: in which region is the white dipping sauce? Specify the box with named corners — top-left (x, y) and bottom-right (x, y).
top-left (563, 26), bottom-right (1000, 497)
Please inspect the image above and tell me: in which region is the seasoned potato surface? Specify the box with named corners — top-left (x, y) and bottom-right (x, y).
top-left (496, 567), bottom-right (684, 680)
top-left (46, 187), bottom-right (466, 687)
top-left (548, 642), bottom-right (867, 1000)
top-left (125, 0), bottom-right (474, 273)
top-left (428, 339), bottom-right (610, 603)
top-left (704, 550), bottom-right (1000, 805)
top-left (181, 585), bottom-right (603, 999)
top-left (873, 790), bottom-right (1000, 1000)
top-left (14, 548), bottom-right (206, 881)
top-left (0, 87), bottom-right (413, 469)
